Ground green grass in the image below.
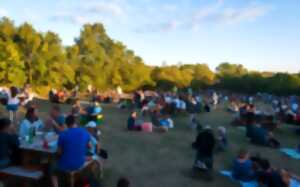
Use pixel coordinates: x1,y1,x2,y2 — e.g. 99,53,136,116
3,100,300,187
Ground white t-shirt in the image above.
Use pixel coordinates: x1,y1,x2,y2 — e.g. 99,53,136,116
8,93,20,105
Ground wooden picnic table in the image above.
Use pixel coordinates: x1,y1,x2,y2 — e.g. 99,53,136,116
0,137,58,187
19,137,58,167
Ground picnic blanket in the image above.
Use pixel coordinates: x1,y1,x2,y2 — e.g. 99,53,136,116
290,179,300,187
220,170,258,187
281,148,300,159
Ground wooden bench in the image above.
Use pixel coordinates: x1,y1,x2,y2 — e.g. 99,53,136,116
0,166,44,187
62,160,95,187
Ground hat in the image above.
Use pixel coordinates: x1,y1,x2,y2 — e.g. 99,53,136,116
86,121,97,128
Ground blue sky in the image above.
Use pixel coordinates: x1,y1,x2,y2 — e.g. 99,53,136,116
1,0,300,72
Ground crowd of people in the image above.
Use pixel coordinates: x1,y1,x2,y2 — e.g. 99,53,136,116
0,86,107,186
0,86,299,187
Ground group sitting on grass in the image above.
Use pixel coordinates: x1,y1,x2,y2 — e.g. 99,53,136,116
127,111,173,133
1,86,300,187
232,148,300,187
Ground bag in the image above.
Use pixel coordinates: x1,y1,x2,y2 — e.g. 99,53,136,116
99,149,108,159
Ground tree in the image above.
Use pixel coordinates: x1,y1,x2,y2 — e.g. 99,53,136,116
15,23,42,84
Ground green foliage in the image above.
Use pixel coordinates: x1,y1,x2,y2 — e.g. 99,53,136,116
0,17,299,96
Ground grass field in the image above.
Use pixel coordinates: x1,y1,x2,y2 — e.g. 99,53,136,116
2,99,300,187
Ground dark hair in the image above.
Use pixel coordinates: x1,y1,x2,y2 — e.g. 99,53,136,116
25,106,38,123
238,148,249,159
65,115,75,127
10,86,19,98
117,178,130,187
260,159,271,170
0,118,11,131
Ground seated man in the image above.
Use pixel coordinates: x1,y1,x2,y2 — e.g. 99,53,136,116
0,118,20,169
232,149,255,182
44,105,66,133
57,115,90,171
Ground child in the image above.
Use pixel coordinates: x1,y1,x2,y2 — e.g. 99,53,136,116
6,87,20,125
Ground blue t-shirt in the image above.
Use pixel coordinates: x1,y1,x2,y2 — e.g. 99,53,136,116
232,159,255,182
57,128,90,171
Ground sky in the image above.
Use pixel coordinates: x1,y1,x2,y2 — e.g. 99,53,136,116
0,0,300,72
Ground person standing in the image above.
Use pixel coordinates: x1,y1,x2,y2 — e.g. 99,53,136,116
192,126,216,179
6,87,20,125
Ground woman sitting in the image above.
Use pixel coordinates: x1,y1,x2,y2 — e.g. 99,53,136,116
19,106,44,138
232,149,255,182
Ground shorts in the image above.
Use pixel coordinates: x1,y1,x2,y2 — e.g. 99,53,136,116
6,104,19,112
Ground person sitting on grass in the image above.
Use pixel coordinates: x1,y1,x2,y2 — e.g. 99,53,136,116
0,118,20,169
232,149,255,182
192,126,215,179
158,115,174,132
19,106,44,138
51,115,91,187
127,111,141,131
84,101,103,125
44,105,66,133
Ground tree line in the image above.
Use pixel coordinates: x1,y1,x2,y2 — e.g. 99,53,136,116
0,17,299,95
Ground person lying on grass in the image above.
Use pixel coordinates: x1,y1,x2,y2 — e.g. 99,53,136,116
249,124,280,148
245,112,280,148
